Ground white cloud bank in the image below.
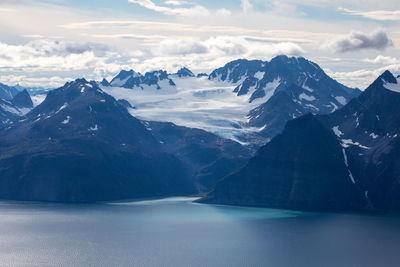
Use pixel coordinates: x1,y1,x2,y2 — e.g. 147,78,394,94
339,8,400,21
0,36,305,87
128,0,210,16
364,55,399,65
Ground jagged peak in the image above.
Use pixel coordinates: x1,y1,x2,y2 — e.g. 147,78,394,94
364,70,396,92
176,67,195,77
380,70,397,84
11,89,33,109
100,78,110,86
56,78,100,95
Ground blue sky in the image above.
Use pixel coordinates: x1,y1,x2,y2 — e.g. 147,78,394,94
0,0,399,88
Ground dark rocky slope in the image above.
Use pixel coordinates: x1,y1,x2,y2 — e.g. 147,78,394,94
0,79,194,202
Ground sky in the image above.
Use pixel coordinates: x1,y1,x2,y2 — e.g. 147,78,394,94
0,0,399,89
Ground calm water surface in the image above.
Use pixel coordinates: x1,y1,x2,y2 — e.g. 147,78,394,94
0,197,399,267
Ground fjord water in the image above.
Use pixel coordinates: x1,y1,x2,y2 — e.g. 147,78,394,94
1,198,400,266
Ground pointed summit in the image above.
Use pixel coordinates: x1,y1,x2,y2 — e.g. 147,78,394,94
11,89,33,109
379,70,396,84
100,78,110,87
110,69,140,87
362,70,398,95
176,67,195,78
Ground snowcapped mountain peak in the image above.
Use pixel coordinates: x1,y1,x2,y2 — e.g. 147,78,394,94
110,70,140,87
379,70,397,84
209,55,358,109
100,78,110,87
380,70,400,93
362,70,399,95
209,59,264,83
108,69,175,90
176,67,195,78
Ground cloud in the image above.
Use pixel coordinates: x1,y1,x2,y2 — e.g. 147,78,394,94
216,8,231,16
322,30,393,53
127,0,210,16
21,39,110,57
139,36,305,73
154,39,209,55
0,36,304,87
363,55,399,65
241,0,252,13
0,7,14,12
152,36,304,58
23,34,44,38
325,64,400,89
339,8,400,21
0,75,73,88
0,39,127,87
164,0,188,5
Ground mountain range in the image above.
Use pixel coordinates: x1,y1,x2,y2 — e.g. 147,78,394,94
200,70,400,213
0,79,250,201
102,55,360,146
0,55,398,212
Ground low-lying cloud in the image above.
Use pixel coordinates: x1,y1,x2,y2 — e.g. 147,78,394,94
339,8,400,21
0,37,305,87
128,0,210,16
364,55,399,65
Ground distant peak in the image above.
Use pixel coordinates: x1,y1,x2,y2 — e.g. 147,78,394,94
271,55,289,60
119,69,134,75
270,55,306,64
11,88,33,108
101,78,110,86
75,78,88,83
363,70,399,94
177,67,194,77
380,70,397,84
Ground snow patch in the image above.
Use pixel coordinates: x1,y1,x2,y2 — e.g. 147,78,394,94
302,78,313,92
332,126,344,137
88,124,98,131
0,104,20,115
111,76,131,87
299,93,316,101
261,78,281,103
342,139,369,149
330,102,339,112
342,148,356,184
370,133,378,139
56,103,68,114
254,71,265,80
61,116,70,124
31,94,46,107
383,78,400,93
335,96,347,105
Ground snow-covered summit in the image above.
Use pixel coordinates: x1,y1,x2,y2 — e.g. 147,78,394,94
382,70,400,93
175,67,195,78
109,69,175,90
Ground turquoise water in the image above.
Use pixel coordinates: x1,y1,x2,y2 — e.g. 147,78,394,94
0,197,399,266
